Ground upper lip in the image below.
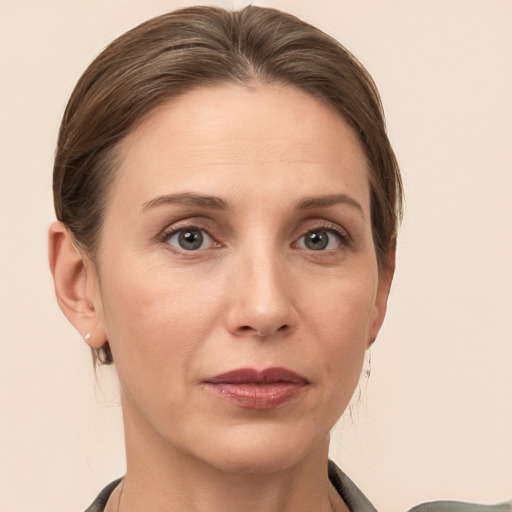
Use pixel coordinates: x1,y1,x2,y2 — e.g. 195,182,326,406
204,367,308,384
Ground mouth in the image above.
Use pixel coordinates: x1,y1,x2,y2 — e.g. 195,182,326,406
203,367,309,409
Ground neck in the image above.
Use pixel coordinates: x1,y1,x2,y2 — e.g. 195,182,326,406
110,395,348,512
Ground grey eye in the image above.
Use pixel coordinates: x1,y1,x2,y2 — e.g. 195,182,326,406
299,229,341,251
167,229,212,251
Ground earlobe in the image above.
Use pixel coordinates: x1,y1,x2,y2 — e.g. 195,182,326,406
48,221,106,348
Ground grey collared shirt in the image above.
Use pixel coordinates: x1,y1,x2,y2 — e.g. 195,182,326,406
328,461,511,512
84,463,511,512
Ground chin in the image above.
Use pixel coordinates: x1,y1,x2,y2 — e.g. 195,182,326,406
191,423,330,475
206,450,306,475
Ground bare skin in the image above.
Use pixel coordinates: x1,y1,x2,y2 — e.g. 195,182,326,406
105,438,348,512
50,84,393,512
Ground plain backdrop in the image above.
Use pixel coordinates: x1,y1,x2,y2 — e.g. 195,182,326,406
1,1,511,511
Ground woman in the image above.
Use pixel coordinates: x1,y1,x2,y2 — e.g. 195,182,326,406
48,6,510,512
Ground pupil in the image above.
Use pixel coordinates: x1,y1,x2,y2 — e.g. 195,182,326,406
306,230,328,250
179,230,203,250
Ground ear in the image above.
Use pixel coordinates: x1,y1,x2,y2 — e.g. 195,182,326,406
48,221,106,349
368,242,396,348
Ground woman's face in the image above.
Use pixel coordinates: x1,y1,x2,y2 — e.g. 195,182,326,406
90,84,391,472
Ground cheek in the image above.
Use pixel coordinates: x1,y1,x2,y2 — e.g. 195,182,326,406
300,269,376,393
98,261,224,386
302,265,377,341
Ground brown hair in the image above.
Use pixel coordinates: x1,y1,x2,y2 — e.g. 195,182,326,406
53,5,403,365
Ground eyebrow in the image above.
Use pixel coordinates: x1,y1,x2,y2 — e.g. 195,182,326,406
141,192,230,213
297,193,364,218
141,191,364,218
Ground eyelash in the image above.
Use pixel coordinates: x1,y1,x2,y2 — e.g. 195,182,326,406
296,222,352,251
159,221,352,254
159,223,218,253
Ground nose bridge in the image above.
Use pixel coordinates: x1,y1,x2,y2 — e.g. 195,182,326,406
227,235,296,337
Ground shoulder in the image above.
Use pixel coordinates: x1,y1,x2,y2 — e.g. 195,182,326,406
328,461,511,512
84,478,122,512
408,501,512,512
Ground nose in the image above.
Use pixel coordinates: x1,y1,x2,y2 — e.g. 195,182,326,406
225,246,298,338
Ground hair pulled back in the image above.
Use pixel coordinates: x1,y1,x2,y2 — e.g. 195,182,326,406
53,5,403,365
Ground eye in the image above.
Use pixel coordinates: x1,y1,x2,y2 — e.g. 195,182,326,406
166,228,214,251
297,229,343,251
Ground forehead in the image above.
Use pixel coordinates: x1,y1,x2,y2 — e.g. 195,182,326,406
111,83,370,213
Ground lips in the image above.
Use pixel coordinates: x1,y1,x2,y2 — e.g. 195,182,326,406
203,367,308,409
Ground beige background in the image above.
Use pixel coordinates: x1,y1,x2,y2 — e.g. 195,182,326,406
1,1,511,511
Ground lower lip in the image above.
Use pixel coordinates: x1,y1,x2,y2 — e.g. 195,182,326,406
204,382,306,409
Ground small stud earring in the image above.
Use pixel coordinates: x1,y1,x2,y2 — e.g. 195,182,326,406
84,333,91,341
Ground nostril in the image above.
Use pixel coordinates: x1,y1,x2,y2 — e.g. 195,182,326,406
236,324,289,336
